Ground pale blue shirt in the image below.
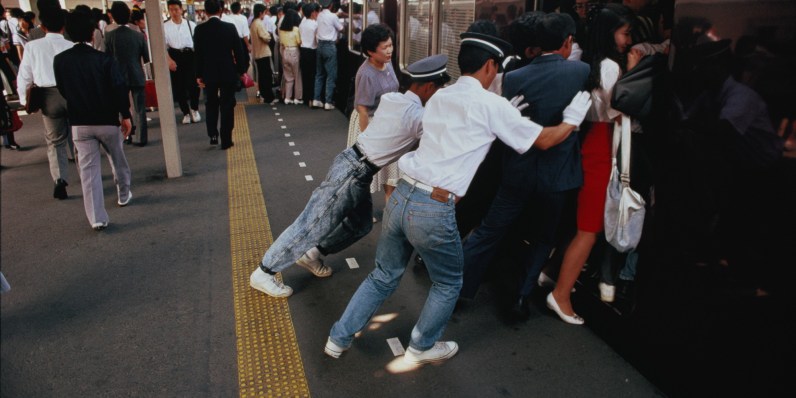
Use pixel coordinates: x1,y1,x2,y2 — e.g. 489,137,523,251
357,91,424,168
398,76,542,196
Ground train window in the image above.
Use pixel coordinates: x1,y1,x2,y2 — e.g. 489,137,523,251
399,0,433,74
438,0,476,82
348,0,385,55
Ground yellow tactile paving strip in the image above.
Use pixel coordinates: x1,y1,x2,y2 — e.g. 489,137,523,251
227,103,311,397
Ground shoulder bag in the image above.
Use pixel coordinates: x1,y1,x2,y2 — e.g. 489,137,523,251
604,115,646,252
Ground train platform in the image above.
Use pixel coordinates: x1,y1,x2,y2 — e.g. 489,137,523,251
1,91,663,397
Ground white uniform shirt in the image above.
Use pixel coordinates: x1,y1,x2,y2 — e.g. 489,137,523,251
586,58,622,122
16,33,74,104
264,14,277,36
357,91,424,167
299,18,317,49
316,9,343,41
163,19,196,50
398,76,542,196
222,13,250,38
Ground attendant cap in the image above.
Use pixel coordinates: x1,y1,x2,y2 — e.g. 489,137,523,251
459,32,513,60
320,0,333,8
406,54,450,83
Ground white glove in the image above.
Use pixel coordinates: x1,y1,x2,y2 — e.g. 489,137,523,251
562,91,592,126
509,94,529,113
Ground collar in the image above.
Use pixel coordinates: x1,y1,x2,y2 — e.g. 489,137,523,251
457,75,482,88
404,90,422,105
44,32,65,39
532,53,565,64
209,15,221,20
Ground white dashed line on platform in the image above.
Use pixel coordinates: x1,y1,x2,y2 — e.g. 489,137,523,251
386,338,405,356
281,126,287,129
305,175,314,181
288,142,295,146
275,113,280,115
345,258,359,269
285,133,291,137
293,151,300,156
298,162,306,168
272,107,277,110
278,118,283,122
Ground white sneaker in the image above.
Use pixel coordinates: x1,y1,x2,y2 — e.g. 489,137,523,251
250,268,293,297
296,254,332,277
538,271,555,287
324,103,335,111
311,100,323,108
294,100,303,105
91,221,108,231
182,114,192,124
284,99,293,105
117,191,132,207
269,99,280,105
403,341,458,365
324,337,348,359
191,110,201,123
599,282,615,303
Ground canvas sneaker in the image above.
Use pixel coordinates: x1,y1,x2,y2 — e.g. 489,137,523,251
118,191,133,207
296,254,332,277
599,282,615,303
324,103,335,111
311,100,323,108
324,337,348,359
250,268,293,297
182,114,192,124
92,221,108,231
191,110,202,123
403,341,458,365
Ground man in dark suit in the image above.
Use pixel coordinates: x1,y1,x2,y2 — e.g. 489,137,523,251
460,13,590,319
194,0,246,149
105,1,149,146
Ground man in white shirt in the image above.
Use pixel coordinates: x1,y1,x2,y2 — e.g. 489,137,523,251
250,55,450,300
299,2,319,107
324,33,592,365
164,0,201,124
312,0,343,110
222,2,251,70
16,7,74,199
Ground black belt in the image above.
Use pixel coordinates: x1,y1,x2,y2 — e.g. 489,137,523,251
351,145,380,172
169,48,193,53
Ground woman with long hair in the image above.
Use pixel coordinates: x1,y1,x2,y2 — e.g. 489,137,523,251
547,4,642,325
279,9,302,104
251,3,276,104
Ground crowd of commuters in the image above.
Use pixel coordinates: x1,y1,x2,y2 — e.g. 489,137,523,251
2,0,790,367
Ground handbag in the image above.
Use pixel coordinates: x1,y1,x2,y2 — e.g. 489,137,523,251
604,115,646,252
25,84,44,114
240,72,255,89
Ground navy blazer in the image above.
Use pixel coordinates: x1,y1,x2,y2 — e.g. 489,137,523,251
193,17,246,86
104,26,149,87
501,54,590,193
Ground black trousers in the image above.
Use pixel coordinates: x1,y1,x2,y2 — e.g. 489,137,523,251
299,47,316,106
255,56,275,102
203,81,236,146
168,49,199,115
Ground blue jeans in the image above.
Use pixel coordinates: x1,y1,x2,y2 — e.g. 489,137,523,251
260,148,376,272
314,41,337,104
329,179,462,352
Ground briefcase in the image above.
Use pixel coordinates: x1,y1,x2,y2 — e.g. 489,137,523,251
144,80,158,108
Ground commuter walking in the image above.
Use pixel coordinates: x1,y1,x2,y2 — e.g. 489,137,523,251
54,11,133,230
16,7,72,199
250,55,450,299
325,33,591,364
279,9,302,104
194,0,246,150
164,0,201,125
105,1,149,146
250,3,276,104
312,0,343,110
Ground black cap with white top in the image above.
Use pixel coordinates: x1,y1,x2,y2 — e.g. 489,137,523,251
459,32,513,61
405,54,450,83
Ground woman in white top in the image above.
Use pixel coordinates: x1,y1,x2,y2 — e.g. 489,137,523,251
548,4,641,325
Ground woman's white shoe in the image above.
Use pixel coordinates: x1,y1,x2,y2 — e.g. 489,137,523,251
546,293,584,325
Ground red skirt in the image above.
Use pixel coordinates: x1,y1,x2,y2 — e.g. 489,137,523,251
577,122,613,233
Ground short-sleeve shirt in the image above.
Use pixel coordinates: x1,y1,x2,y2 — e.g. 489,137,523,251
299,18,317,49
357,91,424,167
354,61,399,117
398,76,542,196
163,19,196,50
279,27,301,48
222,13,250,39
316,9,343,41
587,58,622,122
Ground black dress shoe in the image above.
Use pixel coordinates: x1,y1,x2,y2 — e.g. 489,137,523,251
135,142,147,147
210,136,219,145
508,295,531,321
221,142,234,150
124,136,133,145
53,179,68,200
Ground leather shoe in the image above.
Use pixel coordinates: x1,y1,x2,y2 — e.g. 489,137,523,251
221,142,234,150
210,136,219,145
53,179,68,200
508,295,531,321
546,293,584,325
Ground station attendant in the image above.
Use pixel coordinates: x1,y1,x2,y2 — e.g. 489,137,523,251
250,55,451,298
324,33,592,365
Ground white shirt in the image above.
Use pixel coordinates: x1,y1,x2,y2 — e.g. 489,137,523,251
358,91,424,167
163,18,196,50
366,10,380,26
264,14,277,36
316,9,343,42
222,13,250,38
17,33,74,103
399,76,542,196
299,18,317,49
586,58,622,122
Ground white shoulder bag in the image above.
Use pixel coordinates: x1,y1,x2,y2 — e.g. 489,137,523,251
604,115,646,252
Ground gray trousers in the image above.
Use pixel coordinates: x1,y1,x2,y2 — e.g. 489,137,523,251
40,87,70,183
130,86,147,144
72,125,131,226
